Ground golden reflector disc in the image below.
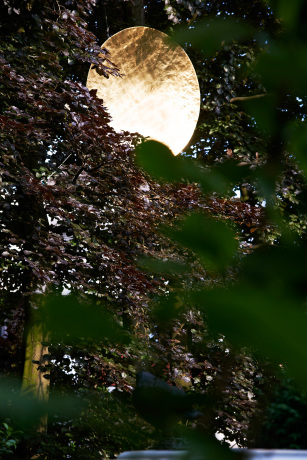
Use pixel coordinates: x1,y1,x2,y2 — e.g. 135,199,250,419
87,26,200,155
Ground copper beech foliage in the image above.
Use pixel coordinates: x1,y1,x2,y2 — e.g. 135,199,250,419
0,0,290,457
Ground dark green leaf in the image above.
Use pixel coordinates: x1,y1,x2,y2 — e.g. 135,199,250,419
138,256,189,275
164,212,238,271
42,295,129,345
174,18,255,57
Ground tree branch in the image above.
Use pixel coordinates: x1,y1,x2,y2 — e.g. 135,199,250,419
230,93,272,103
72,166,85,184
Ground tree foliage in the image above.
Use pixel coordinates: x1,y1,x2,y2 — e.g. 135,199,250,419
137,0,307,452
1,0,307,458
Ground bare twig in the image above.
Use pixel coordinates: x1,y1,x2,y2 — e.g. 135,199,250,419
72,162,104,184
187,11,198,25
72,166,85,184
230,93,272,103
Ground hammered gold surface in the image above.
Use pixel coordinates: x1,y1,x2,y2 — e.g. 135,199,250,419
87,27,200,155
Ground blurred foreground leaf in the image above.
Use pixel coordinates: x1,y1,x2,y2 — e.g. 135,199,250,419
274,0,305,30
185,427,240,460
242,94,278,136
164,212,238,272
193,245,307,385
152,292,187,325
136,140,253,193
255,42,307,97
138,256,189,275
43,295,129,345
0,379,85,428
174,18,255,58
286,121,307,178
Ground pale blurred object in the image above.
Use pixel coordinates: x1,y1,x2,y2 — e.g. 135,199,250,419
117,450,307,460
87,26,200,155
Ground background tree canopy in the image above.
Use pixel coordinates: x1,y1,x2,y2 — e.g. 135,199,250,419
1,0,307,458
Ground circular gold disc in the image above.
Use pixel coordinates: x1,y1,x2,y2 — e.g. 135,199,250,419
87,27,200,155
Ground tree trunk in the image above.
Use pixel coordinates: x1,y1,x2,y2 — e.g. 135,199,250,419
130,0,144,26
21,303,50,433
